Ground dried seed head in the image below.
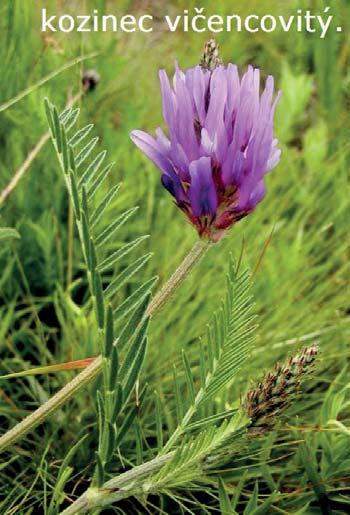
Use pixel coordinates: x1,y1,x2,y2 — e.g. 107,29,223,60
82,70,100,92
244,344,319,433
200,39,223,71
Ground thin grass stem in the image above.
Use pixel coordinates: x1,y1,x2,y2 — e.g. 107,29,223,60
0,239,210,453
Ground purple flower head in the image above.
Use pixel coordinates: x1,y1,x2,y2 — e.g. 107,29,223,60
130,59,281,241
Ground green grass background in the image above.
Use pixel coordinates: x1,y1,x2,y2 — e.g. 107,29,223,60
0,0,349,513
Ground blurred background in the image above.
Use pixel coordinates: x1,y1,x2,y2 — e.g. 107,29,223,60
0,0,349,513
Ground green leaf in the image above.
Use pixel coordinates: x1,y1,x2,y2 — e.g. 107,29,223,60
218,477,237,514
116,294,150,352
69,171,80,220
95,206,138,247
185,409,238,432
75,137,99,168
64,108,80,131
0,228,20,242
95,452,105,486
106,422,116,458
155,391,163,451
299,442,329,509
89,237,97,271
78,150,107,188
68,123,94,147
113,276,157,321
243,482,258,514
119,316,150,387
115,386,147,448
46,100,153,482
94,271,105,329
135,419,143,465
108,345,119,389
162,258,256,452
96,390,106,449
81,212,91,265
44,97,55,135
98,235,149,273
68,145,76,172
182,350,195,405
112,383,123,422
173,365,183,423
155,417,244,488
104,305,114,357
81,185,89,221
48,435,88,513
232,470,249,511
61,128,69,173
104,253,152,301
90,183,121,228
199,265,256,404
59,106,73,123
249,491,278,515
87,162,115,198
123,336,148,403
53,107,62,152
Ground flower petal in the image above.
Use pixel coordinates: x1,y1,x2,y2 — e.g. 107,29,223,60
205,66,227,138
159,70,176,129
130,130,173,175
161,173,187,204
188,157,218,218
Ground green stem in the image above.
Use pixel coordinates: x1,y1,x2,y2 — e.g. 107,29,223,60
0,356,103,454
61,452,174,515
66,199,74,289
0,240,210,454
148,240,210,317
61,417,248,514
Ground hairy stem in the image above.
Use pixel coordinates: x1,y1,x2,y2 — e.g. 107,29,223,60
148,240,210,317
0,240,209,454
0,356,103,453
61,453,174,515
61,415,248,514
66,197,75,290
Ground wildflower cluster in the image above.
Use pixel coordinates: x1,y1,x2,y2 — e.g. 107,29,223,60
131,41,281,241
